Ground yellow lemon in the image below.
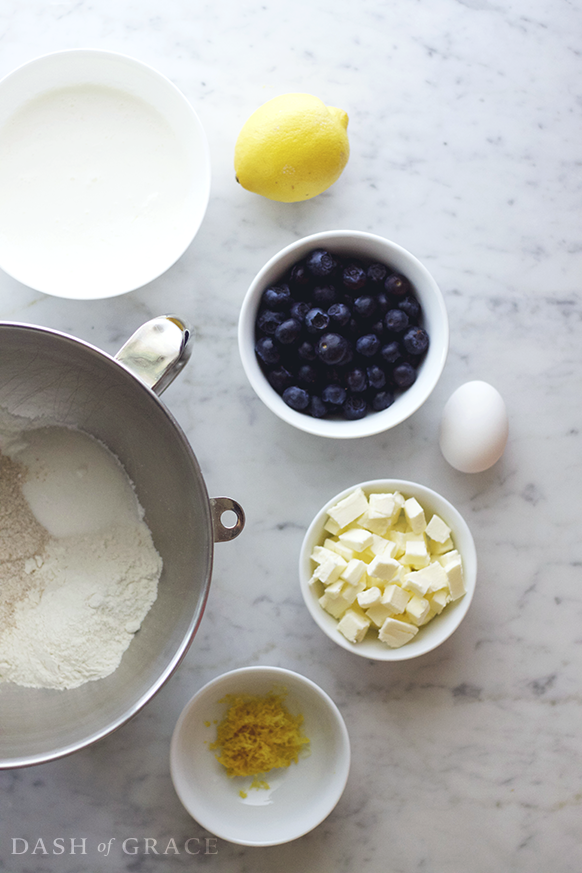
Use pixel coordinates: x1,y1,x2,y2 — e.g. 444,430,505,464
234,93,349,203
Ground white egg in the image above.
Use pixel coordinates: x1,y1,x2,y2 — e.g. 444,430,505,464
439,381,509,473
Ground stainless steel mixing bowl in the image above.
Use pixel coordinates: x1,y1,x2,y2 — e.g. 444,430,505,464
0,317,245,768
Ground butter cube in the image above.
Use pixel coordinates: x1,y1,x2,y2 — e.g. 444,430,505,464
378,617,419,647
442,555,465,600
419,609,436,626
361,539,396,565
357,586,382,608
404,497,426,534
368,492,397,518
404,561,448,597
425,513,451,544
381,584,411,615
387,530,406,558
311,545,338,565
392,492,405,523
319,579,363,618
401,539,429,568
367,554,400,582
337,608,371,644
365,601,395,628
405,595,431,626
425,561,450,592
345,579,365,604
428,588,450,614
372,535,397,558
383,540,398,560
428,536,455,555
327,488,368,529
324,538,355,562
323,578,345,598
341,558,367,586
324,516,342,535
338,527,374,552
319,591,350,619
312,554,347,585
437,549,460,566
357,510,390,536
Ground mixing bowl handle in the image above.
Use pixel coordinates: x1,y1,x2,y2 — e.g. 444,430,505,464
114,315,192,395
210,497,246,542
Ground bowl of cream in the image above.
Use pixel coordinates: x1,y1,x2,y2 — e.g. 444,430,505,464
0,50,211,299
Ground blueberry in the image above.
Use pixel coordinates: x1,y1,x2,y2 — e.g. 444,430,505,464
398,294,421,321
305,248,337,278
267,366,293,394
255,336,280,365
305,307,330,334
290,300,311,322
367,262,388,284
322,384,347,407
372,390,395,411
316,333,349,365
346,317,360,336
298,340,317,361
328,302,351,327
309,395,328,418
392,362,417,389
275,318,301,345
402,326,429,356
262,283,292,310
297,363,319,387
353,295,377,319
343,396,368,420
384,273,412,297
313,284,338,307
381,340,402,364
342,262,367,294
257,309,286,335
384,309,409,333
367,364,386,390
282,385,310,411
346,367,367,393
370,319,385,337
355,333,380,357
288,261,311,290
375,290,391,316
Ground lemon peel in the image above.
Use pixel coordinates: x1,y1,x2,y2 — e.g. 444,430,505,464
234,93,349,203
209,691,310,784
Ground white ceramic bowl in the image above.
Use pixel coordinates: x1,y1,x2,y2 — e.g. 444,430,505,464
238,230,449,438
170,666,350,846
0,50,211,299
299,479,477,660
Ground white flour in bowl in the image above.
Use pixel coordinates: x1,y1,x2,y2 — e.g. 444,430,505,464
0,424,162,690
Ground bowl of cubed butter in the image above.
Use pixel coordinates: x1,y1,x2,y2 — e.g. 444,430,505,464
299,479,477,660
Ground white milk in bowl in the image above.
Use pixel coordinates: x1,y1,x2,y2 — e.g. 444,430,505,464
0,53,210,298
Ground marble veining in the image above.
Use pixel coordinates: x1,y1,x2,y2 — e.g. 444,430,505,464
0,0,581,871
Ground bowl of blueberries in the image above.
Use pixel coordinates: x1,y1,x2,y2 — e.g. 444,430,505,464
238,230,449,438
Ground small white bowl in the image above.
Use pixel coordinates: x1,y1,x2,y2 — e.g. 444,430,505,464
299,479,477,660
0,50,211,299
238,230,449,438
170,666,350,846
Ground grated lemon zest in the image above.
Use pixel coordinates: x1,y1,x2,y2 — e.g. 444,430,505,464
209,690,310,786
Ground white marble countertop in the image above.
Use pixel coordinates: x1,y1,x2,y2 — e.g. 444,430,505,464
0,0,581,870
